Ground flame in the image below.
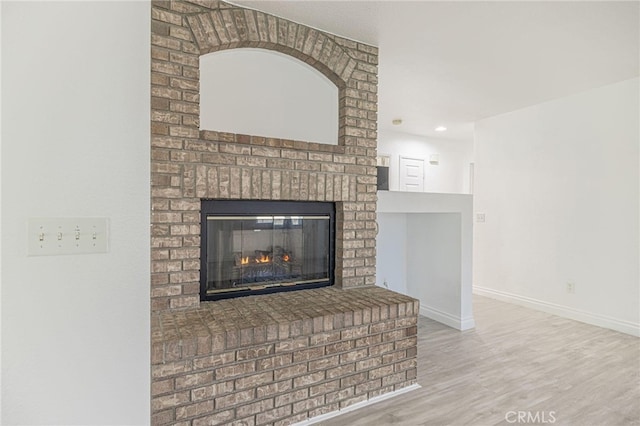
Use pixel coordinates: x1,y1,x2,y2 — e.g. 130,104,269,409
240,253,289,265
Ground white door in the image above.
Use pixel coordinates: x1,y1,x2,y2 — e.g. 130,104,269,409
399,157,424,192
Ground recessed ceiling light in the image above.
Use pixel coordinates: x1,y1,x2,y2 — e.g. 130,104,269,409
392,119,403,125
435,126,447,132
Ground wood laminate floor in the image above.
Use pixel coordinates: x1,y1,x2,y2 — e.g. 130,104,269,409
317,295,640,426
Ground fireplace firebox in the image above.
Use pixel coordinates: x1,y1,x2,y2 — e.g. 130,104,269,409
200,200,335,301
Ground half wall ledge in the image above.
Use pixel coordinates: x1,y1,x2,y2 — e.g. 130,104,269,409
151,286,419,425
377,191,474,331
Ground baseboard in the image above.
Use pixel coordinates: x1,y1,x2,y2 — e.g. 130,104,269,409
294,383,421,425
473,286,640,337
420,303,475,331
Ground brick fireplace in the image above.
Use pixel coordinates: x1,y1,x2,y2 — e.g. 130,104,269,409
150,1,418,424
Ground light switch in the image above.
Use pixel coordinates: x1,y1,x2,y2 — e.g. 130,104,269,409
475,213,486,223
28,218,109,256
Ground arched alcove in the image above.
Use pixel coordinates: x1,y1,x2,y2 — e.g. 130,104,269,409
200,48,339,144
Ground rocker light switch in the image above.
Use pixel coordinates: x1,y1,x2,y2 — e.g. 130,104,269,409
27,217,109,256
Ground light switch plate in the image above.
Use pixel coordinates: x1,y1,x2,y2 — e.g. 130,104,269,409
28,217,109,256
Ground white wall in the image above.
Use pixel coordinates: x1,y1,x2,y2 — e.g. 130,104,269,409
474,77,639,336
378,129,473,194
406,213,462,319
376,213,408,294
200,48,339,145
1,2,150,424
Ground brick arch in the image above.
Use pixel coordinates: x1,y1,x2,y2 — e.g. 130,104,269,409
185,9,357,88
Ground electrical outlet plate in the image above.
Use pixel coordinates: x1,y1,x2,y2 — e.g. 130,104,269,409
566,281,576,294
28,217,109,256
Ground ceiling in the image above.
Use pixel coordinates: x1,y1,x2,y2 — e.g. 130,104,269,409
232,1,639,141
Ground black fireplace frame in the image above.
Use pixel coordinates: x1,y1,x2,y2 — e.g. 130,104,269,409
200,199,336,301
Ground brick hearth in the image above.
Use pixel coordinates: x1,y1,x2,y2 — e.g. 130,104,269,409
152,287,418,424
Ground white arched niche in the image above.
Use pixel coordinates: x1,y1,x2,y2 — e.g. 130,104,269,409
200,48,339,145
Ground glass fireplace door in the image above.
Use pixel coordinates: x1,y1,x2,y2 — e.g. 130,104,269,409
205,214,331,296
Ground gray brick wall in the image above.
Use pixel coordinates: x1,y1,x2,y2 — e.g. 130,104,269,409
151,0,378,311
150,2,418,424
